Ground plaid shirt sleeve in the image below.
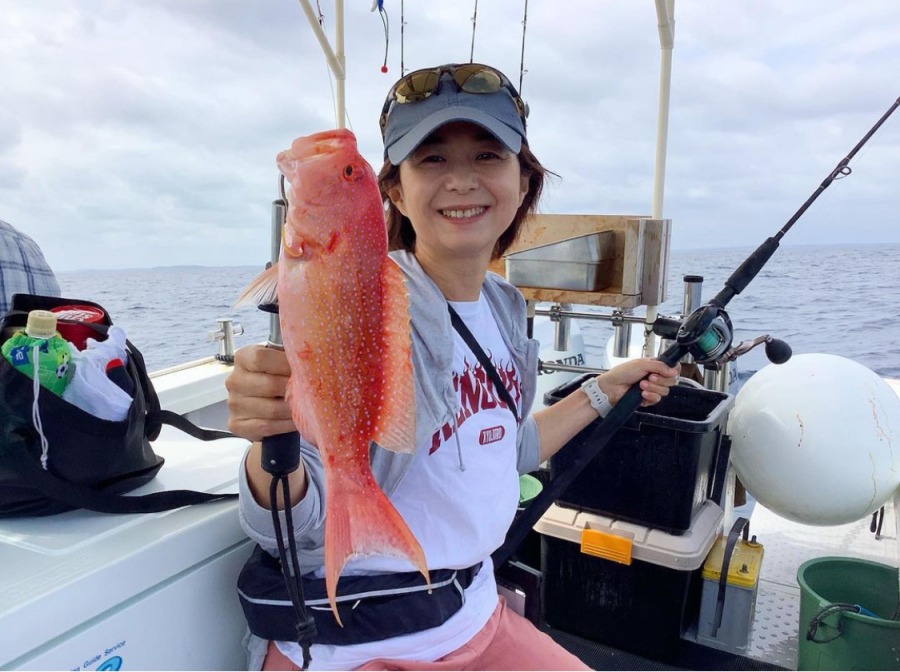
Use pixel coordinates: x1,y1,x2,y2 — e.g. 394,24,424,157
0,220,61,315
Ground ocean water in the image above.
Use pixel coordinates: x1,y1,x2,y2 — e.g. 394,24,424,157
55,243,900,379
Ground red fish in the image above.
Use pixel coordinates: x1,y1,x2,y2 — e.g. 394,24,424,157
238,129,428,623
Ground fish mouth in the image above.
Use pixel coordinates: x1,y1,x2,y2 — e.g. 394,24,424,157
288,129,357,163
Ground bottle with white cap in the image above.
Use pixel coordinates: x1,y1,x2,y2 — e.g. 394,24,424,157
1,309,75,396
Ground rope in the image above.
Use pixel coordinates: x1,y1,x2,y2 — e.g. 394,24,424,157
806,603,861,643
30,344,50,469
269,475,316,668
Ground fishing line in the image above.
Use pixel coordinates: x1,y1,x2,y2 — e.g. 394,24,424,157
374,0,390,73
314,0,324,26
400,0,406,76
518,0,529,95
469,0,478,63
763,96,900,250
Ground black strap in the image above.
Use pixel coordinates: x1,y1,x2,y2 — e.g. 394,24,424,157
6,433,237,514
712,516,750,636
262,433,316,667
447,304,519,423
152,409,236,442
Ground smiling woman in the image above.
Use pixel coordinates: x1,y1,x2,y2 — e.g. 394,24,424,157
381,122,531,300
226,61,678,672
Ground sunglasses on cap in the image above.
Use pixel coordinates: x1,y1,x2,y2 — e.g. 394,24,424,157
379,63,528,136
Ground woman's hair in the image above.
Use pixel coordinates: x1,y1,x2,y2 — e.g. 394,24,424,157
377,142,551,260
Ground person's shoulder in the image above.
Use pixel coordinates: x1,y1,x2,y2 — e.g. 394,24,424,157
0,219,43,252
484,268,520,297
0,219,26,240
483,270,526,317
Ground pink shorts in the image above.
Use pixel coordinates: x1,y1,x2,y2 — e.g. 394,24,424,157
262,597,590,670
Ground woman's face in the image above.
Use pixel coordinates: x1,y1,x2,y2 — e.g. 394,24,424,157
387,121,529,268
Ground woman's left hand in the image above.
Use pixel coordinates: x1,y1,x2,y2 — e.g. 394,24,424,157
598,358,680,407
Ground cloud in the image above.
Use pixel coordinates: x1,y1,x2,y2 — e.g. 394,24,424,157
1,0,898,271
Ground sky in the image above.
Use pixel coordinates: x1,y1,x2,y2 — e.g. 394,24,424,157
2,1,899,272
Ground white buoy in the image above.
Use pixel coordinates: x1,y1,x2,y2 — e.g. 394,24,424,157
728,353,900,526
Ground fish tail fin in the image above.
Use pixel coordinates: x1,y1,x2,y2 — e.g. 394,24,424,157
234,263,279,309
324,472,429,625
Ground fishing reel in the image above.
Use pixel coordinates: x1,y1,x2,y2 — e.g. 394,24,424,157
667,304,792,366
675,305,734,365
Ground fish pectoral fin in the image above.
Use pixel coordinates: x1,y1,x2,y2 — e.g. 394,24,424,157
373,258,416,454
286,378,318,446
234,263,279,308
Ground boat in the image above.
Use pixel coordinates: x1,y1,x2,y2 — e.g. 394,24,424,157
2,2,899,670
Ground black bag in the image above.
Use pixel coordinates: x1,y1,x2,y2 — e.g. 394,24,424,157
0,293,238,517
238,544,482,645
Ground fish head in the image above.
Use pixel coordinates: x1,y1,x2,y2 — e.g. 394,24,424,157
276,129,381,260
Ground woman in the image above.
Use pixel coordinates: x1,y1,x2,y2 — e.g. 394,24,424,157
228,63,679,671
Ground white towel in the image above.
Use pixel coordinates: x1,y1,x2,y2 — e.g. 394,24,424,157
62,326,132,421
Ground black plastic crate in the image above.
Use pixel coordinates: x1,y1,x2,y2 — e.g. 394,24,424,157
545,374,733,534
538,500,723,659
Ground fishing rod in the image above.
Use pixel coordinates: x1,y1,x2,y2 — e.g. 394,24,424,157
254,196,317,670
494,94,900,569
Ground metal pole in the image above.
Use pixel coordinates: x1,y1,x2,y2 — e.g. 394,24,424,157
296,0,347,127
335,0,345,128
612,310,632,359
535,307,648,324
553,303,572,352
268,200,286,346
645,0,675,359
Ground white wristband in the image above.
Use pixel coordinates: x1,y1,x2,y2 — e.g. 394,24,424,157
581,377,613,418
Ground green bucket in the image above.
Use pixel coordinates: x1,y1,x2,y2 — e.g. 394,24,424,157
797,556,900,671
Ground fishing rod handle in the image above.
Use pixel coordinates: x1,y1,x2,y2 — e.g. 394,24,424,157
261,432,303,476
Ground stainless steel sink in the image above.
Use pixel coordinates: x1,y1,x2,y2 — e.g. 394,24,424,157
504,231,616,291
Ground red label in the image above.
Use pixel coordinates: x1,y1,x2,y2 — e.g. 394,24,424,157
51,305,105,323
479,425,505,445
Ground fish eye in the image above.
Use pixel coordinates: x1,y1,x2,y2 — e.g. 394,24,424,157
343,164,354,179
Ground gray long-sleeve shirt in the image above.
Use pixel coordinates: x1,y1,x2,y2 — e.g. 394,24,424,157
238,250,541,570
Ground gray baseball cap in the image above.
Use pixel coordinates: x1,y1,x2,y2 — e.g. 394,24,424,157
382,70,527,165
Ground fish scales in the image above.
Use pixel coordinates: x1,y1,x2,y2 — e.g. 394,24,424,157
238,129,428,625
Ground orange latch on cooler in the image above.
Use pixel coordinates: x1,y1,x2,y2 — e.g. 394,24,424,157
580,528,633,565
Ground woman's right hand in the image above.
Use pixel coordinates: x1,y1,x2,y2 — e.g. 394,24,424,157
226,344,296,442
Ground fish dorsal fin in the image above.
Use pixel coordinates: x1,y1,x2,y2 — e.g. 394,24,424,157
234,263,279,308
373,258,416,454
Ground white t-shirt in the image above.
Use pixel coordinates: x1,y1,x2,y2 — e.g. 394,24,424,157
281,294,522,670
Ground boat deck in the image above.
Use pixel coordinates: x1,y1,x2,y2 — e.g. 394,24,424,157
543,499,897,670
740,498,897,670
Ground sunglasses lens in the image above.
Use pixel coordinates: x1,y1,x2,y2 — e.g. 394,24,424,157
382,65,525,138
453,65,503,94
394,69,441,103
